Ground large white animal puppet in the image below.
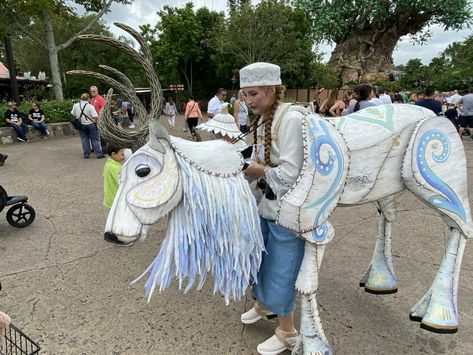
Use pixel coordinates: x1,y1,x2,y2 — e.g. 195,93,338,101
69,24,472,355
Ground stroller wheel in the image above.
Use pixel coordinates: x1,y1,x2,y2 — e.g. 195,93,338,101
6,204,36,228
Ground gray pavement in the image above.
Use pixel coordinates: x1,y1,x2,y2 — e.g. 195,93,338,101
1,118,473,354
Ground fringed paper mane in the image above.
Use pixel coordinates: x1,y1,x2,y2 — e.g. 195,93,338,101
132,153,264,304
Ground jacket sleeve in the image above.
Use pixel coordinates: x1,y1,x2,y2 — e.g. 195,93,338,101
264,111,304,197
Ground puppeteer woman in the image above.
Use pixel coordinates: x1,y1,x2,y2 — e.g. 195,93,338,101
241,62,306,355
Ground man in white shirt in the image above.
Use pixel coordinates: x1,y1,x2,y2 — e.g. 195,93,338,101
379,88,392,105
451,90,462,107
207,88,227,139
71,93,104,159
369,88,383,106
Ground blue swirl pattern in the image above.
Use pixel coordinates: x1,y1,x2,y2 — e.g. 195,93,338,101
305,116,344,242
416,130,466,222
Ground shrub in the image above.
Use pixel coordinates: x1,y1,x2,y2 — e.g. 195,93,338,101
0,100,75,126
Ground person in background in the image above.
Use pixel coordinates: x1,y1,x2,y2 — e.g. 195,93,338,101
207,88,227,140
327,90,347,116
445,103,460,133
229,94,237,106
379,88,392,104
451,90,463,107
164,97,178,129
184,96,203,141
458,87,473,139
415,86,443,116
233,90,249,132
89,86,105,114
71,93,104,159
103,144,126,208
345,84,376,114
28,102,48,139
4,102,28,142
408,93,418,104
369,87,383,106
110,101,123,128
398,89,409,103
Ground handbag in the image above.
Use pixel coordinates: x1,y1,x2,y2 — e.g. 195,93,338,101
70,115,82,130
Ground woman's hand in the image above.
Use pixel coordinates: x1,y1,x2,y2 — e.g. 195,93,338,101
245,161,266,178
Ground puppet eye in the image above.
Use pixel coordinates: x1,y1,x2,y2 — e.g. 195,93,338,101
135,164,151,177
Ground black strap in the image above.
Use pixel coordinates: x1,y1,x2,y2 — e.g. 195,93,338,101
78,103,94,123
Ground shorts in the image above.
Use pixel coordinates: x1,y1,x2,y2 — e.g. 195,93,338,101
458,115,473,128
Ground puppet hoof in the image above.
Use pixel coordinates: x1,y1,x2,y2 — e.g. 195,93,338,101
420,321,458,334
409,314,423,322
364,286,398,295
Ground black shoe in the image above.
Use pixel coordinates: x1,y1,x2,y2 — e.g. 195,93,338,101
96,155,105,159
16,137,26,142
0,154,7,166
84,154,90,159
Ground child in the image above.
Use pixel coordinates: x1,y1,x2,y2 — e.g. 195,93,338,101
445,103,459,133
103,144,126,208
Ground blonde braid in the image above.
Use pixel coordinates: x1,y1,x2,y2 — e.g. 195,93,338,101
263,102,279,167
262,85,285,167
253,115,260,153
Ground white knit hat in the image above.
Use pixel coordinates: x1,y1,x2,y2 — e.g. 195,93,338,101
197,103,241,139
239,62,281,88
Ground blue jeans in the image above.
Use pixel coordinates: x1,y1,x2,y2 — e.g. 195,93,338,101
8,123,28,140
79,124,103,157
252,217,305,316
31,121,48,136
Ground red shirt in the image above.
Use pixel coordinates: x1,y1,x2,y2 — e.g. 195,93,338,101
90,94,105,113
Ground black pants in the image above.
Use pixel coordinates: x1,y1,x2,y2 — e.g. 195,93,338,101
187,117,198,132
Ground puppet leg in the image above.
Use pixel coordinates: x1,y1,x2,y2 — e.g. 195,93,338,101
359,196,398,294
409,228,466,333
293,228,333,355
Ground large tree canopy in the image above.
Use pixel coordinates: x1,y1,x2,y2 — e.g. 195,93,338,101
1,0,131,100
297,0,472,84
217,0,321,88
141,3,224,99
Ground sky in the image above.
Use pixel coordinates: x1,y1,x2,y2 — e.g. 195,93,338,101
79,0,472,65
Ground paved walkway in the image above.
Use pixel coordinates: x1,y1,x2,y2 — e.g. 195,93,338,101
1,118,473,354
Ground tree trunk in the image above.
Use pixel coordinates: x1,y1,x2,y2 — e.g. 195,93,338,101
328,28,399,85
43,11,63,101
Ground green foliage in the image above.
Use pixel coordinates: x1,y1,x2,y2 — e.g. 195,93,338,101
0,100,75,126
396,34,473,92
216,0,317,88
374,79,400,93
8,13,144,99
399,59,430,90
296,0,472,44
141,3,225,100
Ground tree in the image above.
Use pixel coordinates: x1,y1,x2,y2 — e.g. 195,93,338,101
399,59,430,90
10,14,144,99
1,0,131,100
141,3,224,99
218,0,318,88
297,0,472,84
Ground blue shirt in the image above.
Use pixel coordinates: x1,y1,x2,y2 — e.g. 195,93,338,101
415,99,442,115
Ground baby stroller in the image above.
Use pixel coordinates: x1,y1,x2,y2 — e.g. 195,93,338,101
0,185,35,227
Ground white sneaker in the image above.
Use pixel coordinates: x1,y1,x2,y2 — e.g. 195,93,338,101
128,124,136,128
257,327,298,355
241,303,277,324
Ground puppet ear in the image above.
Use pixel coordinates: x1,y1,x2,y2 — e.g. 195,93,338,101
149,119,170,154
